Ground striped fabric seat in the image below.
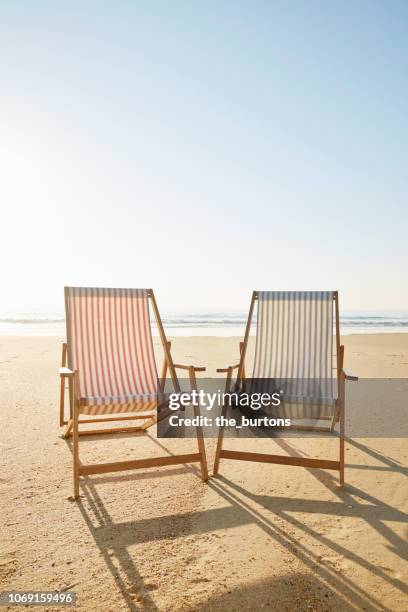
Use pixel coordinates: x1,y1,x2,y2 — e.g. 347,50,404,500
67,287,159,415
252,291,335,418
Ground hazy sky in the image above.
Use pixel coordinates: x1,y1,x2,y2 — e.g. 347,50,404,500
1,1,407,313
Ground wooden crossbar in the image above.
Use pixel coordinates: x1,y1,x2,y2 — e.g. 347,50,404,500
76,426,147,436
288,424,331,432
219,449,340,471
78,414,154,424
79,453,201,475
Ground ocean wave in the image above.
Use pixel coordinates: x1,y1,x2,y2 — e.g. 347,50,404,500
1,314,408,328
341,320,408,327
0,317,65,324
161,318,247,326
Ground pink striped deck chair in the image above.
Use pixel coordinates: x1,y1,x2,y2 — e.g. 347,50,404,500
59,287,208,499
213,291,358,486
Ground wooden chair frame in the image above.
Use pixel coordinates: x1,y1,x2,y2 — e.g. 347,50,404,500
213,291,357,486
59,288,208,499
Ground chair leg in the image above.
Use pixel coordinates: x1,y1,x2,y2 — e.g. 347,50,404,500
188,367,208,481
339,376,345,486
72,372,80,499
73,406,80,499
339,417,345,486
213,415,225,476
213,399,231,475
69,378,73,420
59,342,68,426
59,378,66,427
196,431,208,482
213,367,233,475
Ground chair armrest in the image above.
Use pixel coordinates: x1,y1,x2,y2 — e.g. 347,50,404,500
173,363,206,373
341,369,358,381
216,364,240,373
60,367,75,378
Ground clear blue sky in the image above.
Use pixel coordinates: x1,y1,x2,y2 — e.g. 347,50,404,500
1,1,407,313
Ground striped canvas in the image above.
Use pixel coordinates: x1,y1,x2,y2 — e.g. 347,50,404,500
252,291,335,417
66,287,159,415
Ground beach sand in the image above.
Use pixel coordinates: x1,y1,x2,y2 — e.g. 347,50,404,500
1,334,407,611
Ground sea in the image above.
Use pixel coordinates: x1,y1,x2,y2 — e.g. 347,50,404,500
0,311,407,336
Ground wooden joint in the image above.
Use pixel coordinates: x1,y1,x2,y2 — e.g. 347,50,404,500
216,364,239,373
174,363,206,372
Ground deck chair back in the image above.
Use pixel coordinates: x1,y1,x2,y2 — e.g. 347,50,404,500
65,287,158,412
251,291,335,417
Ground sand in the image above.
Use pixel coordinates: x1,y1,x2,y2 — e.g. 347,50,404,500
1,334,407,611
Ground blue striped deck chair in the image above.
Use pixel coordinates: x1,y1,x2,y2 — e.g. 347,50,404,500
213,291,358,486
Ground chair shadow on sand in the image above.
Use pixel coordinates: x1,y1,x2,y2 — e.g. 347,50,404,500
65,434,407,612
